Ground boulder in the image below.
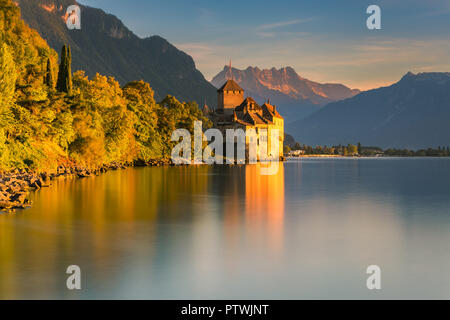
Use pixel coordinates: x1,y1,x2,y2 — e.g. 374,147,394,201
28,178,42,189
0,201,11,210
10,192,27,204
39,173,51,187
77,170,91,178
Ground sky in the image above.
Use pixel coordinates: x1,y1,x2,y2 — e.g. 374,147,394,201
78,0,450,90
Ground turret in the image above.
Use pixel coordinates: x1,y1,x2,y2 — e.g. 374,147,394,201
217,80,244,115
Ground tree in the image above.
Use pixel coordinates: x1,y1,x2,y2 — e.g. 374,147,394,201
0,43,17,167
123,81,162,160
44,58,54,88
284,145,291,155
56,45,72,94
357,142,362,155
0,43,17,109
348,144,358,155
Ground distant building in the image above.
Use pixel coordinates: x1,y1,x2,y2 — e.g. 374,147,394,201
288,150,305,157
211,79,284,159
202,102,211,116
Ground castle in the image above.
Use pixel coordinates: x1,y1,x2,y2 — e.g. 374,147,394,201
204,79,284,160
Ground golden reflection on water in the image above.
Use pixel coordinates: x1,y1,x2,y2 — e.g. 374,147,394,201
245,163,285,253
0,165,217,298
0,163,285,298
2,159,450,299
0,216,17,298
219,163,286,271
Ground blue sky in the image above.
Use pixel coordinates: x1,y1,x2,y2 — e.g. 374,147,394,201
79,0,450,90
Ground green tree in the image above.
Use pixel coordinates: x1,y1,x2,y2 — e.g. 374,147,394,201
348,144,358,155
56,45,72,94
44,58,54,88
284,145,291,155
123,80,162,160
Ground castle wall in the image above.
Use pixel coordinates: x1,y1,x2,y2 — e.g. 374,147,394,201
218,91,244,114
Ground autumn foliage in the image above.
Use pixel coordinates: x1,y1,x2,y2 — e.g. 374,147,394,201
0,0,210,171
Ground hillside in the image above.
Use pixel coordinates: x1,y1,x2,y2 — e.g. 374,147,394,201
16,0,217,105
0,0,210,172
290,72,450,149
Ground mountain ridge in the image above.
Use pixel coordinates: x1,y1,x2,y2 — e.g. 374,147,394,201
211,65,360,105
211,65,360,125
290,72,450,149
16,0,217,105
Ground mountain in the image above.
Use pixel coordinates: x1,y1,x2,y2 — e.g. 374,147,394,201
15,0,217,105
290,72,450,149
211,66,360,123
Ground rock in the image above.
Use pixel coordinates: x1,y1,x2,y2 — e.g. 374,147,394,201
134,159,146,167
6,185,21,194
10,192,27,204
39,173,51,187
12,201,31,209
0,201,11,210
28,177,42,189
0,192,9,202
77,170,91,178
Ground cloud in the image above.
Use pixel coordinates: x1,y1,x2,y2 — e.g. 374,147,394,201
256,18,315,31
176,34,450,91
257,31,311,38
254,18,315,38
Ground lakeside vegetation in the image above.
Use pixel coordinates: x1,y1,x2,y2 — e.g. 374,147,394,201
0,0,210,173
382,147,450,157
1,0,449,176
284,138,450,157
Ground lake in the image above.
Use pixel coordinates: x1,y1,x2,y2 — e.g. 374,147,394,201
0,158,450,299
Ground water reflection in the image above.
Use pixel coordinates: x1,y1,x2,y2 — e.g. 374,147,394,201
1,159,450,299
0,166,213,299
245,163,284,254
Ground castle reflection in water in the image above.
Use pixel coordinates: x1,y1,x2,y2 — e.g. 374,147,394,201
0,164,286,299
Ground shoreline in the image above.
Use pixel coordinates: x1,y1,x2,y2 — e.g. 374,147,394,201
3,155,448,212
287,155,450,159
0,156,289,212
0,159,172,213
0,157,288,212
288,155,346,158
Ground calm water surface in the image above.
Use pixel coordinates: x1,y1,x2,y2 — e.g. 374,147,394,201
1,158,450,299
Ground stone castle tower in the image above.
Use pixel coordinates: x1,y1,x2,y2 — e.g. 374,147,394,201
217,80,244,115
212,77,285,160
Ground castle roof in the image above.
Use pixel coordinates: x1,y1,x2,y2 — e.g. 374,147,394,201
217,79,244,92
261,103,283,119
232,98,276,126
235,97,260,112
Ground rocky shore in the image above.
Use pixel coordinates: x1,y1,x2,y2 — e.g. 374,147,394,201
0,159,172,212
